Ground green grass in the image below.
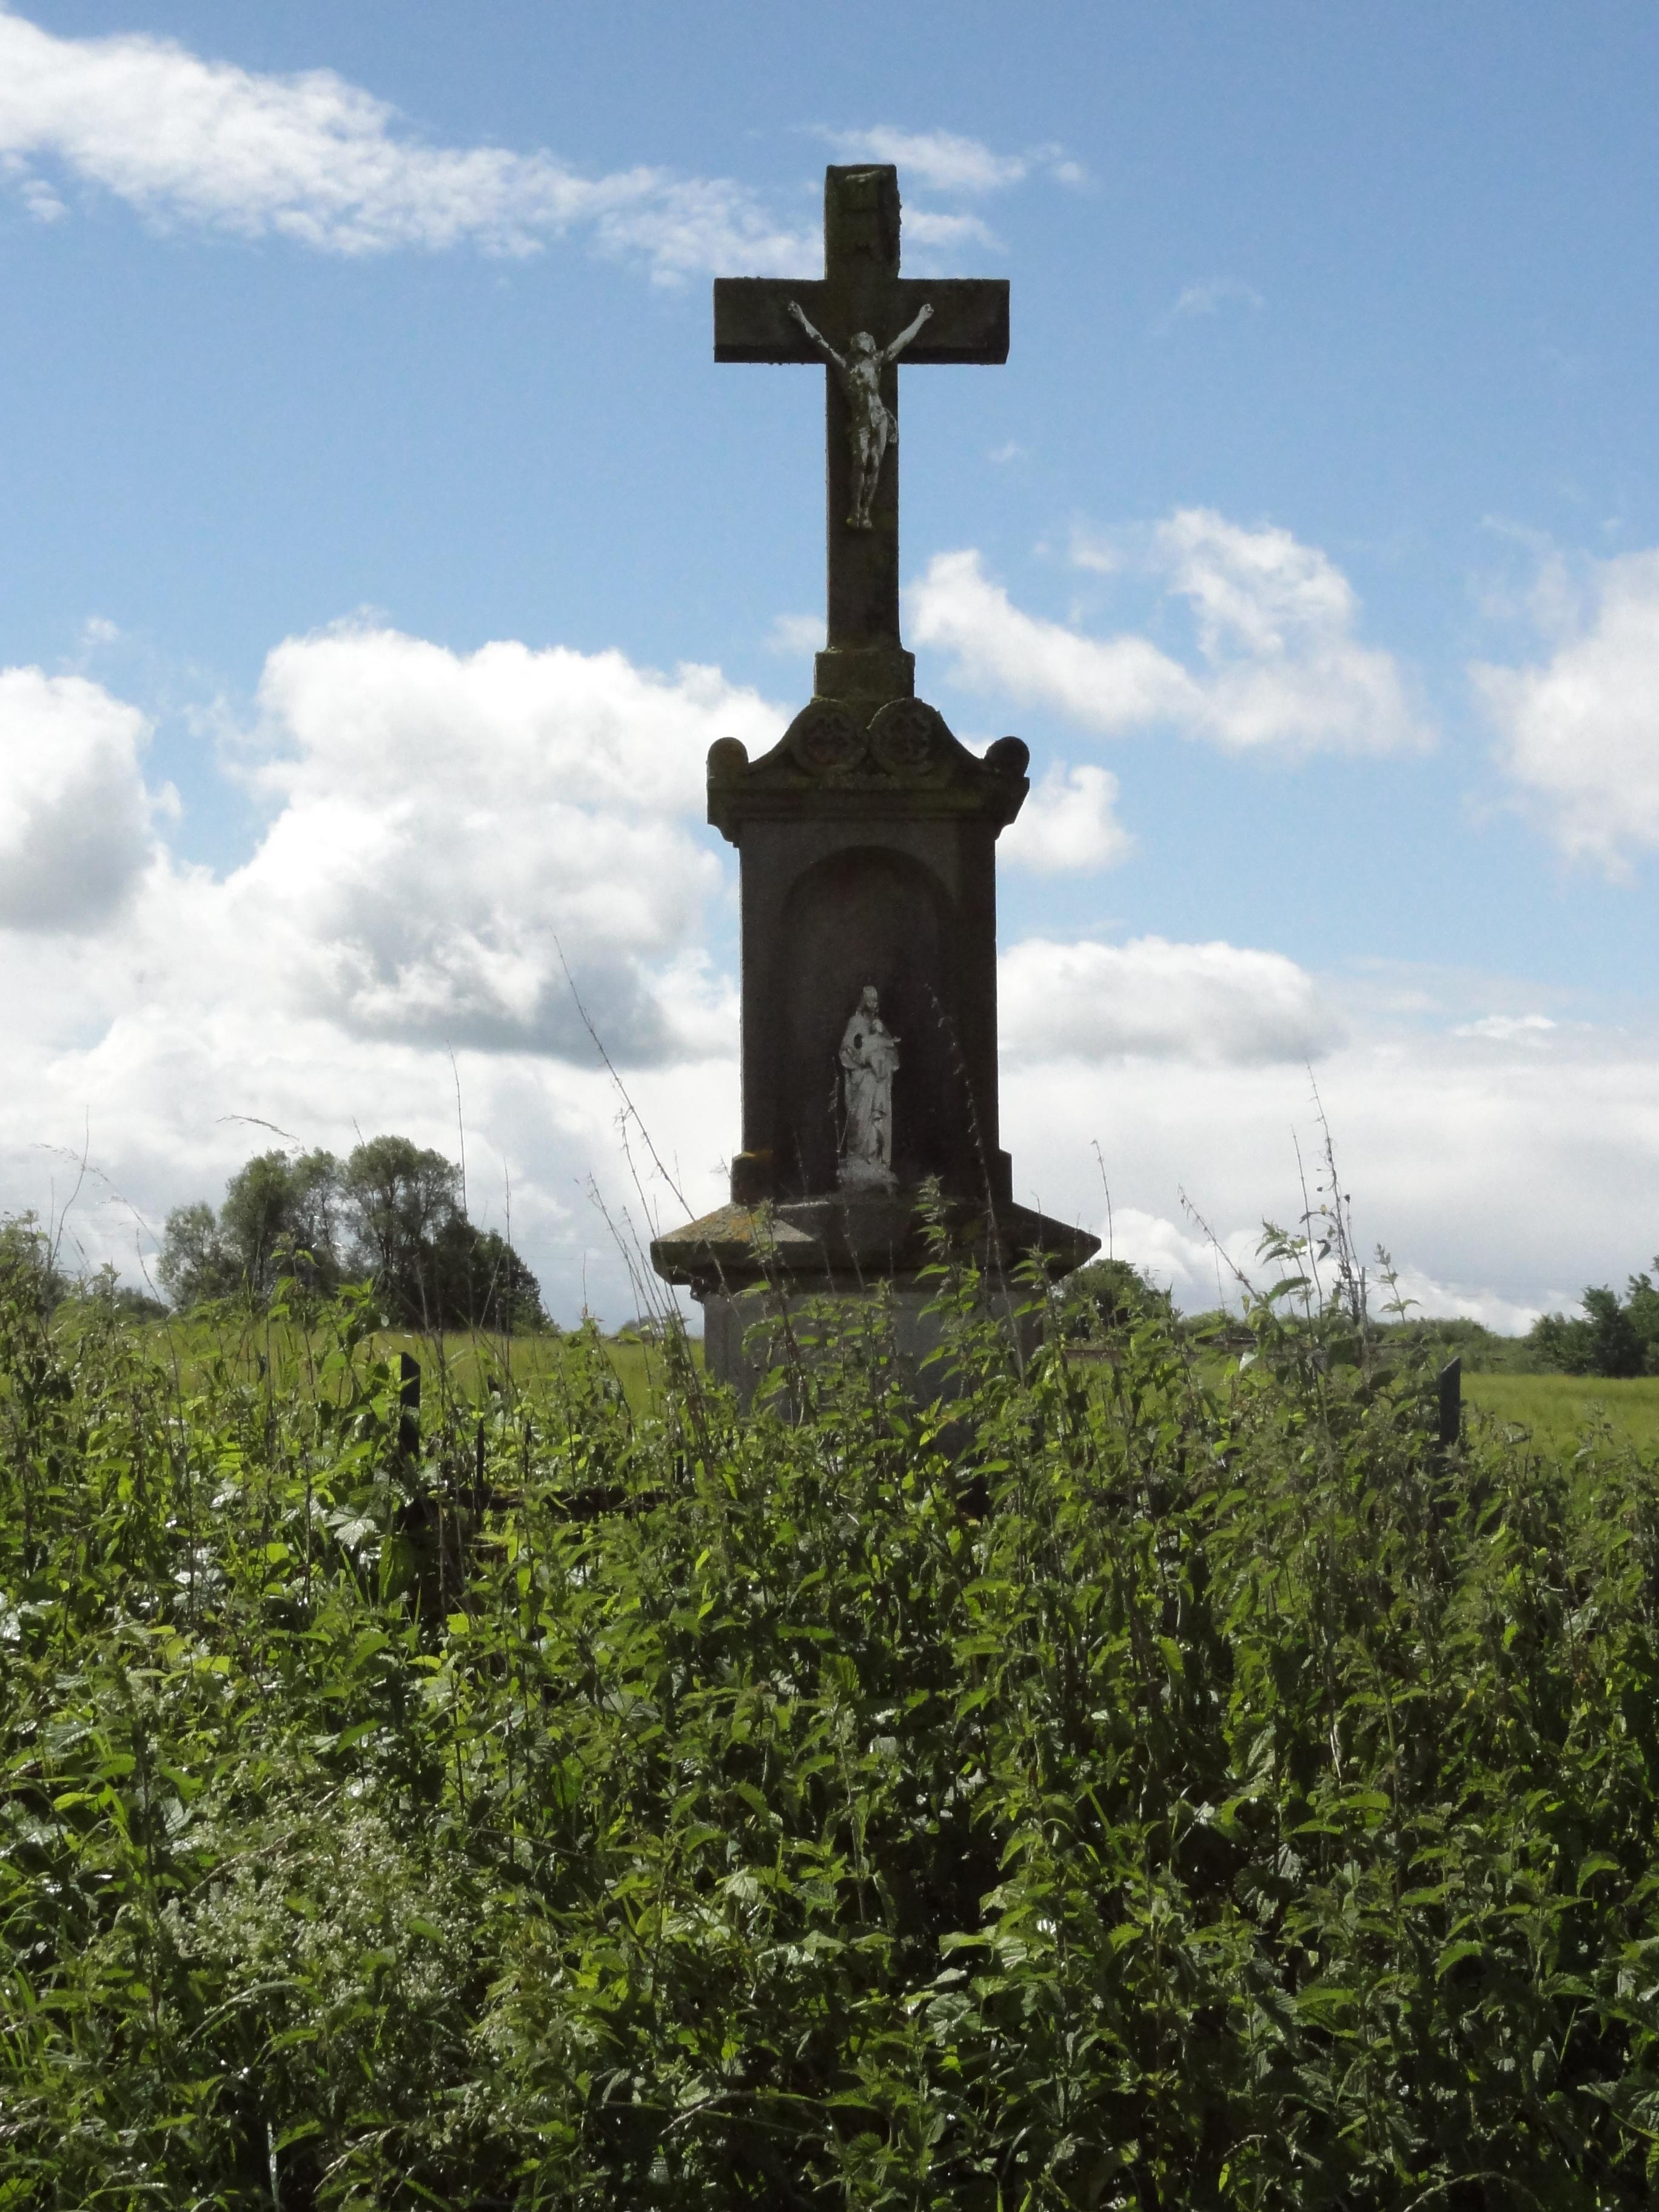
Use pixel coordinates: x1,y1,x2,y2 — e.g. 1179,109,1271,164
84,1309,697,1417
86,1306,1659,1455
1464,1369,1659,1454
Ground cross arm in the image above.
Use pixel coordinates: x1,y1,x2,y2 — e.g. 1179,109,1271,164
880,279,1008,364
714,280,831,363
714,276,1008,365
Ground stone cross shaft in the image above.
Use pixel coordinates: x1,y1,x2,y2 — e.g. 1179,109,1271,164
714,164,1008,705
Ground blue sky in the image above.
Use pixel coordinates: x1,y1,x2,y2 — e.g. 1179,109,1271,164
3,0,1658,1325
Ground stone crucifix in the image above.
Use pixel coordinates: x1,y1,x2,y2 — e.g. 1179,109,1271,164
714,165,1009,704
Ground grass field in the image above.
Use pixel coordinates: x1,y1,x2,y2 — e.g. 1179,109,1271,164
1464,1370,1659,1455
90,1310,697,1417
68,1306,1659,1457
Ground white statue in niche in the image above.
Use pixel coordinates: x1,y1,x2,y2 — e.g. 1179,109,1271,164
837,984,900,1188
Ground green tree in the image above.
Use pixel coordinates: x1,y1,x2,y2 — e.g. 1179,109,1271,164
218,1148,344,1299
1626,1261,1659,1373
428,1218,548,1332
156,1200,240,1309
1583,1284,1646,1378
0,1212,69,1318
340,1136,461,1326
1530,1273,1652,1378
159,1137,547,1329
1057,1255,1171,1341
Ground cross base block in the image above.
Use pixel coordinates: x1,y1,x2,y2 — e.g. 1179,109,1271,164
813,643,916,703
651,1187,1099,1402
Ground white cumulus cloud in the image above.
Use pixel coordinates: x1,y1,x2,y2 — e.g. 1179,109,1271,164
1455,1013,1558,1043
912,548,1199,731
1000,763,1132,874
820,126,1075,195
231,624,779,1058
0,626,783,1324
1093,1207,1541,1332
1475,548,1659,872
0,5,813,276
912,511,1428,757
0,666,162,928
998,935,1343,1065
902,209,1002,256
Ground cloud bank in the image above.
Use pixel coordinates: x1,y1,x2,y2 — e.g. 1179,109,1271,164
0,5,813,276
0,14,1074,280
999,936,1343,1066
0,629,781,1321
236,626,776,1059
3,541,1654,1327
913,511,1429,756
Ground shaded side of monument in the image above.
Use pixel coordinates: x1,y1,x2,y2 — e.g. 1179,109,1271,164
650,164,1098,1393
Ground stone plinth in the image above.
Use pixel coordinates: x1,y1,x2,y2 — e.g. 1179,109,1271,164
651,1187,1096,1398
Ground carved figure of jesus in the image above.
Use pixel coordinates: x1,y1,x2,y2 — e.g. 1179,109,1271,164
788,299,934,530
838,985,900,1187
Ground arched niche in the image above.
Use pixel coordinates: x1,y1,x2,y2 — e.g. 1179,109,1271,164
773,845,970,1198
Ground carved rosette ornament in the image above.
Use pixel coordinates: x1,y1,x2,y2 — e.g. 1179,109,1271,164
785,701,865,776
868,697,946,779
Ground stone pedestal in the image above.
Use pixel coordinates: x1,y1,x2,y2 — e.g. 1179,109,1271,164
699,1282,1034,1406
652,1186,1095,1400
706,695,1034,1204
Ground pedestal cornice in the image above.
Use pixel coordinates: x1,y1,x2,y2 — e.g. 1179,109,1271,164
708,696,1029,844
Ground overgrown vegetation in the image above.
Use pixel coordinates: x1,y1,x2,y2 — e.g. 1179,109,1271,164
1175,1268,1659,1380
5,1213,1659,2209
156,1136,546,1333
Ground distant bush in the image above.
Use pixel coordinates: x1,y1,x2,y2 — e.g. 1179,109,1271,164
1056,1255,1173,1341
1365,1313,1540,1373
0,1212,69,1316
5,1243,1659,2205
0,1217,167,1323
158,1134,547,1330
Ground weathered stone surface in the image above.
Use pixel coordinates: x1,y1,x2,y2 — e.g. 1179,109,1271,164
651,1189,1099,1299
708,703,1028,1207
652,1190,1096,1405
708,708,1029,830
697,1282,1042,1410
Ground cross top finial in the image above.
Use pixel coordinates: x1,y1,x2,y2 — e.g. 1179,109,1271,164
714,166,1009,706
824,163,900,276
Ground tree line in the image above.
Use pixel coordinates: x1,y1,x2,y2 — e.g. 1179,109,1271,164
1527,1261,1659,1378
158,1136,546,1331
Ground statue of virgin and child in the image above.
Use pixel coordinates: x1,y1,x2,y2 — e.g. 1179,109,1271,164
837,985,900,1190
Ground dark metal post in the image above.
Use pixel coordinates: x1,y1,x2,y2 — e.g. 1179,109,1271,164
1436,1356,1462,1451
398,1352,421,1456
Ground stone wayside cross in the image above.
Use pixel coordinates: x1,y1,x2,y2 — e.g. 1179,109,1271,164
654,164,1096,1396
714,164,1008,706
